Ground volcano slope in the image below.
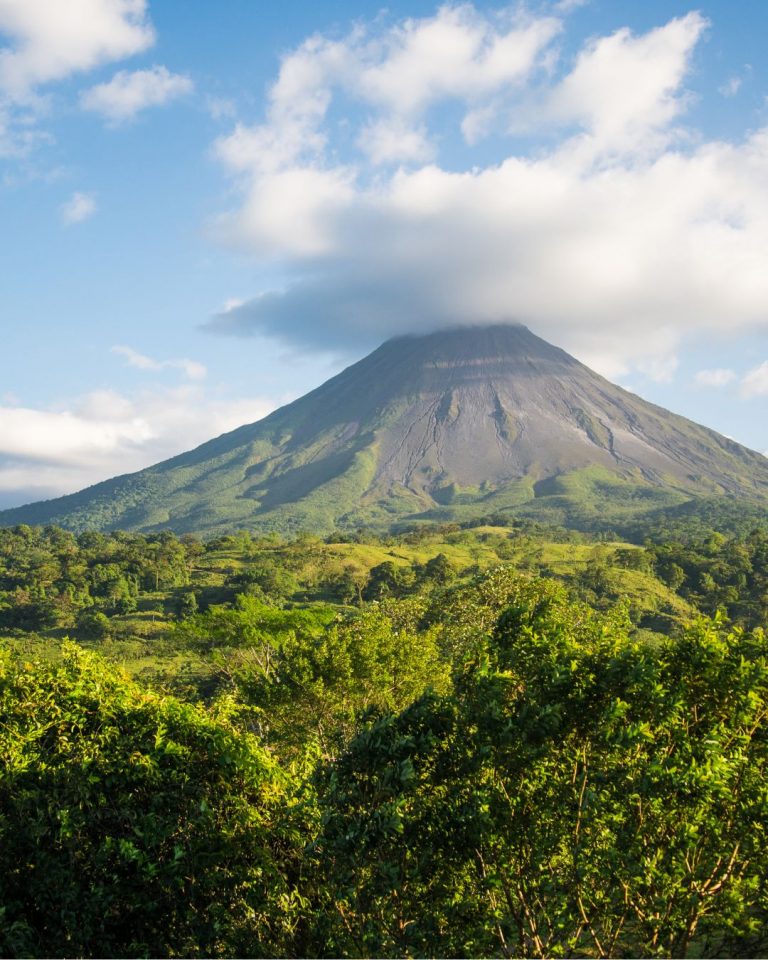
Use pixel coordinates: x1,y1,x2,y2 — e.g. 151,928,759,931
3,324,768,536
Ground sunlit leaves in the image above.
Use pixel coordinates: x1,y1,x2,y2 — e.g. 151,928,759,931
0,644,301,958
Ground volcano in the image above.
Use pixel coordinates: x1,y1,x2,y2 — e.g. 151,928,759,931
3,324,768,535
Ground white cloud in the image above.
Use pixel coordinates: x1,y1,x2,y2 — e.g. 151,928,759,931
60,190,97,223
555,0,590,11
207,7,768,381
637,354,679,384
0,0,155,158
214,166,356,257
695,368,737,387
112,345,207,381
0,100,52,156
214,5,560,178
355,6,561,116
0,0,153,99
0,384,280,507
206,94,236,121
546,13,706,156
741,361,768,397
357,116,434,165
0,396,150,463
719,75,742,98
221,297,244,312
80,64,193,122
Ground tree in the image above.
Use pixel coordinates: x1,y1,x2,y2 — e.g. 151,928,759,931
228,563,299,601
0,644,300,958
229,606,450,759
314,581,768,958
169,589,199,620
420,552,456,585
0,593,59,631
661,560,686,591
172,594,335,654
324,565,367,605
75,608,111,641
362,561,415,600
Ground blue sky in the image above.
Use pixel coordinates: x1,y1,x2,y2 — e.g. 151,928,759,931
1,0,767,507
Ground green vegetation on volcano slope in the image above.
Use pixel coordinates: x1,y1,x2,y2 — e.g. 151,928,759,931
2,459,765,541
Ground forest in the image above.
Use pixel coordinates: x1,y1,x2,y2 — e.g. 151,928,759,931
1,517,768,957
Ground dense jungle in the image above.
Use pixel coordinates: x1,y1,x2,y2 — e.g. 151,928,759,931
2,517,768,957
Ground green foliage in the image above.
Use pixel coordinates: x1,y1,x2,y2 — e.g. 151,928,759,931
227,562,300,601
172,594,336,654
169,589,199,620
646,527,768,626
0,525,198,636
228,605,450,759
420,551,457,585
1,521,767,957
0,520,695,661
362,561,416,600
0,645,300,958
314,584,768,958
75,607,111,640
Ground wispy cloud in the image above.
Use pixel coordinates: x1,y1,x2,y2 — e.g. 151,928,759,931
554,0,591,11
206,95,236,121
60,190,97,224
695,368,737,388
81,65,193,123
112,345,207,381
741,361,768,397
719,75,742,97
719,66,750,98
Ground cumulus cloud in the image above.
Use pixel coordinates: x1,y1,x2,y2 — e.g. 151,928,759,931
0,0,155,157
354,6,561,118
545,12,706,157
205,6,768,380
0,0,153,99
60,190,97,223
0,384,280,509
112,345,207,380
80,64,193,122
695,368,737,388
213,5,560,178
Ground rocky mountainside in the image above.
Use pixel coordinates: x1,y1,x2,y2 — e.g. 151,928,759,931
3,324,768,535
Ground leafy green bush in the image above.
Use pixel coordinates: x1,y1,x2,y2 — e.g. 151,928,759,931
226,605,450,759
0,644,300,958
315,584,768,958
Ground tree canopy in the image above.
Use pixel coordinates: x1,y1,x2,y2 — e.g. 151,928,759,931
1,522,768,957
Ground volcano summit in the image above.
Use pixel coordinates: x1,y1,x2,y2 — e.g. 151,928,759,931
3,324,768,535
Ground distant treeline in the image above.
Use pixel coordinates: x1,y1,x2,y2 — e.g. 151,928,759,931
3,516,768,636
